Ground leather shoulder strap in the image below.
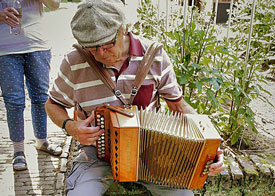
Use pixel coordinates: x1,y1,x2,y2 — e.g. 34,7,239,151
128,42,163,105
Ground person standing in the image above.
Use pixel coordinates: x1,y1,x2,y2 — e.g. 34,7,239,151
0,0,62,171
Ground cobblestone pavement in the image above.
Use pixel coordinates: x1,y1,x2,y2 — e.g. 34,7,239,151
0,112,72,195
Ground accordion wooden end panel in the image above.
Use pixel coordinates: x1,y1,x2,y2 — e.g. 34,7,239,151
95,106,222,189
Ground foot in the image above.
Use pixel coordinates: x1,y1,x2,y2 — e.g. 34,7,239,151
12,151,27,171
36,141,62,156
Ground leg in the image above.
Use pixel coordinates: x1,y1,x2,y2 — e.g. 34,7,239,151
23,50,51,139
140,182,194,196
66,146,113,196
0,54,25,142
0,54,27,170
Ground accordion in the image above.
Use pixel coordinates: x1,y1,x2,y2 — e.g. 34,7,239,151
95,105,221,189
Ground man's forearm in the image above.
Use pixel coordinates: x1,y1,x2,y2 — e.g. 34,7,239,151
45,99,70,128
165,99,197,114
41,0,60,10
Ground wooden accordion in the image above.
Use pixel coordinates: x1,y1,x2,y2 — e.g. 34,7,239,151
95,105,221,189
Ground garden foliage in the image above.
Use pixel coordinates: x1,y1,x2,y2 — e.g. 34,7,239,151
133,0,274,147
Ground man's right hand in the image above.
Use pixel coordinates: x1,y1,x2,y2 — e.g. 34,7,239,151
0,8,19,27
65,112,105,145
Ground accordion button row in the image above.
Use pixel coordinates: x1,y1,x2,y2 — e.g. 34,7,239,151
96,113,105,157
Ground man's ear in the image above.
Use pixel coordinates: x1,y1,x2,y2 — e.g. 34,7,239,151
124,25,129,35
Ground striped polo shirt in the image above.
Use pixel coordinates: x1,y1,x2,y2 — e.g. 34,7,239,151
49,33,182,116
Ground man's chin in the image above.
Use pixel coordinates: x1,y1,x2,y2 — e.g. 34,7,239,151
100,60,114,66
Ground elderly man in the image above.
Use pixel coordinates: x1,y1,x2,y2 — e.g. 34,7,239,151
45,0,225,195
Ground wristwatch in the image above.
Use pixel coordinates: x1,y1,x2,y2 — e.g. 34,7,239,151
62,118,73,136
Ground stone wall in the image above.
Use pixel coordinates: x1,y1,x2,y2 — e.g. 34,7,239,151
194,153,275,196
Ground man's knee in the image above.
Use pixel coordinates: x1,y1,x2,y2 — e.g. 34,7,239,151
66,162,112,196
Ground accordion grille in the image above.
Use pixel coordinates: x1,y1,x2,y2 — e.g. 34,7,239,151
138,109,204,188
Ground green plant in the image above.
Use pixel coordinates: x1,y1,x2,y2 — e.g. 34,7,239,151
134,0,274,148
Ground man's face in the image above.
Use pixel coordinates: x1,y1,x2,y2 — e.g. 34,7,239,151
84,31,123,66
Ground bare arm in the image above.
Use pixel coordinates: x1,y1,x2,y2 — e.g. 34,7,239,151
41,0,60,10
45,99,104,145
165,98,197,114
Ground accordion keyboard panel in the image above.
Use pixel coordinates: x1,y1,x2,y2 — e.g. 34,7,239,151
95,108,111,162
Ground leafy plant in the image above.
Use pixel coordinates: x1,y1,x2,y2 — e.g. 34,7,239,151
134,0,274,148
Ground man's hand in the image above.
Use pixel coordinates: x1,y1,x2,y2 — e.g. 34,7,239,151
208,149,225,176
65,112,105,145
0,8,19,27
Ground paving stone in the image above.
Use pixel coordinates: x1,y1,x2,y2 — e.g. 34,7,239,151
55,189,65,196
250,154,271,176
60,152,69,158
236,155,258,176
28,189,43,195
227,157,243,180
56,173,65,190
40,172,56,177
236,155,259,192
12,190,28,195
15,178,33,183
60,158,68,173
227,156,243,194
43,189,55,194
14,182,24,186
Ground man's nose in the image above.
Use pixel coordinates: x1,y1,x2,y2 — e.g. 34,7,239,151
95,47,105,56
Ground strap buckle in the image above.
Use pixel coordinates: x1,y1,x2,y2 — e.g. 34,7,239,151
114,89,122,98
131,86,138,96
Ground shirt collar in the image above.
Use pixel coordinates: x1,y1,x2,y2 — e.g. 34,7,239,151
128,32,143,57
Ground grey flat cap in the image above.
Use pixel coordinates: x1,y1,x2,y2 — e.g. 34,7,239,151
71,0,125,47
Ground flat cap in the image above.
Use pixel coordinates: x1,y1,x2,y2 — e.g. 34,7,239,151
71,0,125,47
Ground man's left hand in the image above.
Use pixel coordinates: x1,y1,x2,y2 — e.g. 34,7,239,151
208,149,225,176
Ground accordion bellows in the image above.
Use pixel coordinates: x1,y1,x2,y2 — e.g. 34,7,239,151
95,105,221,189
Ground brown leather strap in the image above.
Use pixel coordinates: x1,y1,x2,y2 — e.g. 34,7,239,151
73,44,128,106
128,43,163,105
73,43,162,108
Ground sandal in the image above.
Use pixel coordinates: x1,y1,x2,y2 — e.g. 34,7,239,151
36,141,62,156
12,151,28,171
